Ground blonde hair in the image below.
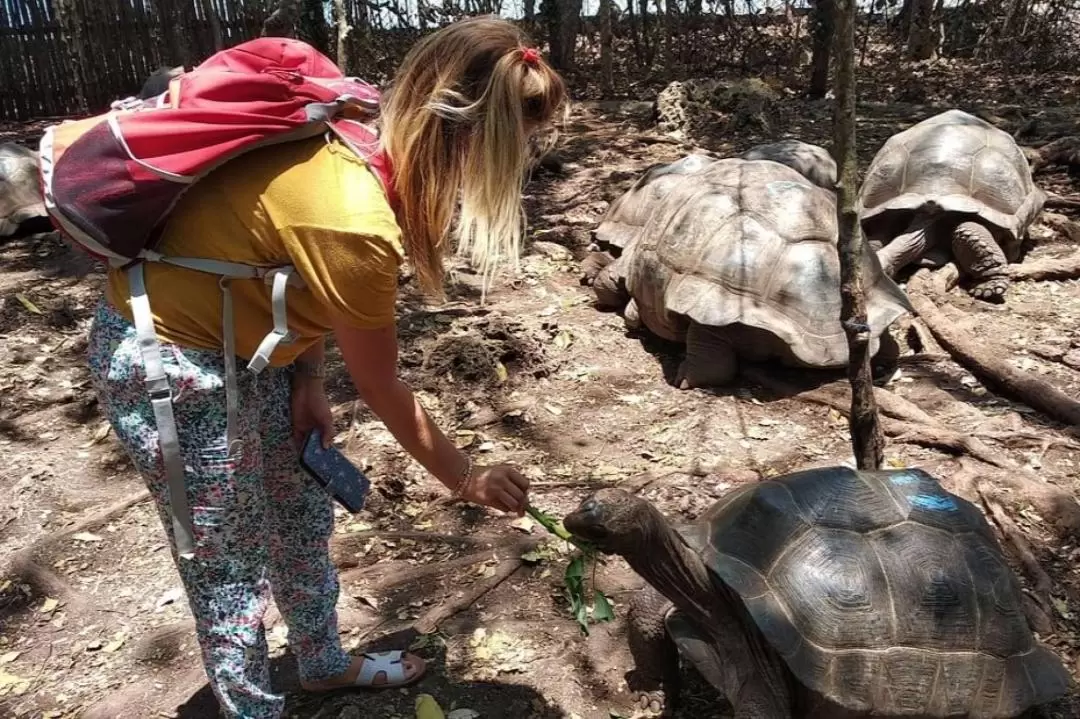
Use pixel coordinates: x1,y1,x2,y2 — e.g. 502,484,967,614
379,16,567,299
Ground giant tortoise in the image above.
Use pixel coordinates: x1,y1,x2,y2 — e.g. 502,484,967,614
564,466,1071,718
587,152,911,388
0,142,47,238
858,109,1046,303
739,138,837,190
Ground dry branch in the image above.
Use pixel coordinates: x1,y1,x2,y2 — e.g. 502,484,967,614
1007,251,1080,282
907,269,1080,427
831,0,884,470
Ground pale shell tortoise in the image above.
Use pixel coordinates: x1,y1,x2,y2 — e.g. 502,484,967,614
584,150,911,388
564,466,1071,719
858,109,1046,303
0,142,48,238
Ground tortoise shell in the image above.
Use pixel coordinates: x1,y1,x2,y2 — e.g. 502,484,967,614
0,142,45,238
609,156,911,367
739,139,837,190
594,153,716,251
858,109,1045,261
682,466,1069,717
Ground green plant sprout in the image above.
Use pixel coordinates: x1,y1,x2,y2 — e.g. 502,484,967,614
526,504,615,634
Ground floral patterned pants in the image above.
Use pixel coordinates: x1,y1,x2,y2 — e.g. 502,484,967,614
87,300,350,718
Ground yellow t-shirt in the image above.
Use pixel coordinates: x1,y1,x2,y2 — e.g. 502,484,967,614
106,135,404,367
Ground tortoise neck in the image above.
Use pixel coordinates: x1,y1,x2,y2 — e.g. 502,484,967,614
628,509,717,622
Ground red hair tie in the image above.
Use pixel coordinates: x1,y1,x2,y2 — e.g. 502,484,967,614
521,48,540,66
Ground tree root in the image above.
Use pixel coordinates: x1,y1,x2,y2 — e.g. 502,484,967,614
1008,251,1080,282
981,492,1054,599
951,457,1080,537
340,537,539,594
1043,193,1080,210
745,369,1080,537
133,620,197,666
412,553,528,635
1028,135,1080,172
2,490,151,612
908,269,1080,427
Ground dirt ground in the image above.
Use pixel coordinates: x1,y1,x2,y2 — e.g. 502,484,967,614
2,58,1080,719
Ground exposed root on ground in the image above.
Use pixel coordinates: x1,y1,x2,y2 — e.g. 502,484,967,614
745,370,1080,538
411,552,529,635
908,268,1080,427
1008,251,1080,282
2,490,150,612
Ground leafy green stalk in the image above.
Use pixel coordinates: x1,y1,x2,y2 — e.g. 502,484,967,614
526,503,614,634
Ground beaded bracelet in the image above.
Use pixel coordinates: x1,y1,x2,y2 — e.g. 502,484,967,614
450,453,474,500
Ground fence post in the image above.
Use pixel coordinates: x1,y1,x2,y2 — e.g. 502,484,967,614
55,0,89,114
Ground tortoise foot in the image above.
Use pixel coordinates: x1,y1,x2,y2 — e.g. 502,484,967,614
968,276,1008,303
636,689,668,715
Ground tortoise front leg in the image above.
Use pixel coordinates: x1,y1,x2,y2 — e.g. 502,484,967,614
627,584,681,715
674,323,738,389
665,610,793,719
588,253,631,311
875,225,930,277
952,220,1010,302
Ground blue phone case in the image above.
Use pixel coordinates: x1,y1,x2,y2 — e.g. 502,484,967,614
298,429,371,513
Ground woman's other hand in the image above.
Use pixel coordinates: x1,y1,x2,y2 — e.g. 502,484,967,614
290,372,335,448
460,464,530,516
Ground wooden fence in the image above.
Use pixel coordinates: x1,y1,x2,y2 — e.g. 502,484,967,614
0,0,273,121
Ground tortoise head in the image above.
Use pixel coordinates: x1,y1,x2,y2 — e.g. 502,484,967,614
564,488,658,556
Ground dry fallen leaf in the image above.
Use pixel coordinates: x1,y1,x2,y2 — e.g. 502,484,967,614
155,587,182,611
0,651,20,665
79,422,112,449
103,630,127,653
0,670,31,696
510,515,535,534
14,293,42,315
447,710,480,719
39,597,59,614
72,532,103,543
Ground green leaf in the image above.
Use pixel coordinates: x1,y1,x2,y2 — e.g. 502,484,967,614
592,590,615,622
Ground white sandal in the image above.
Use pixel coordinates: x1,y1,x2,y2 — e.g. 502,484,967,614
353,650,425,688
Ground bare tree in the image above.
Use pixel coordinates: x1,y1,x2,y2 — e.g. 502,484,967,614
832,0,885,469
542,0,583,71
262,0,301,37
808,0,833,99
906,0,940,59
600,0,614,95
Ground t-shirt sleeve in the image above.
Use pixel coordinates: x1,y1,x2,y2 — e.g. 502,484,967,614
280,222,403,329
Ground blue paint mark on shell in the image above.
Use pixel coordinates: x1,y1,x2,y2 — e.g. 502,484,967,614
909,493,958,512
888,471,920,485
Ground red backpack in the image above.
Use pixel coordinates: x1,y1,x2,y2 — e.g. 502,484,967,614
38,37,397,560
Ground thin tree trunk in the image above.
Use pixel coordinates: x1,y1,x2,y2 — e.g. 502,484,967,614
906,0,939,59
832,0,885,470
334,0,351,73
808,0,833,99
600,0,614,96
55,0,89,113
202,0,224,52
262,0,300,37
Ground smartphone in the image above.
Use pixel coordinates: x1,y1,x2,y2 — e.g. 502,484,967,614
298,429,371,513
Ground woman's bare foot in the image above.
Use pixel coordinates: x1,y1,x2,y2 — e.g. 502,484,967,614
301,650,427,692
